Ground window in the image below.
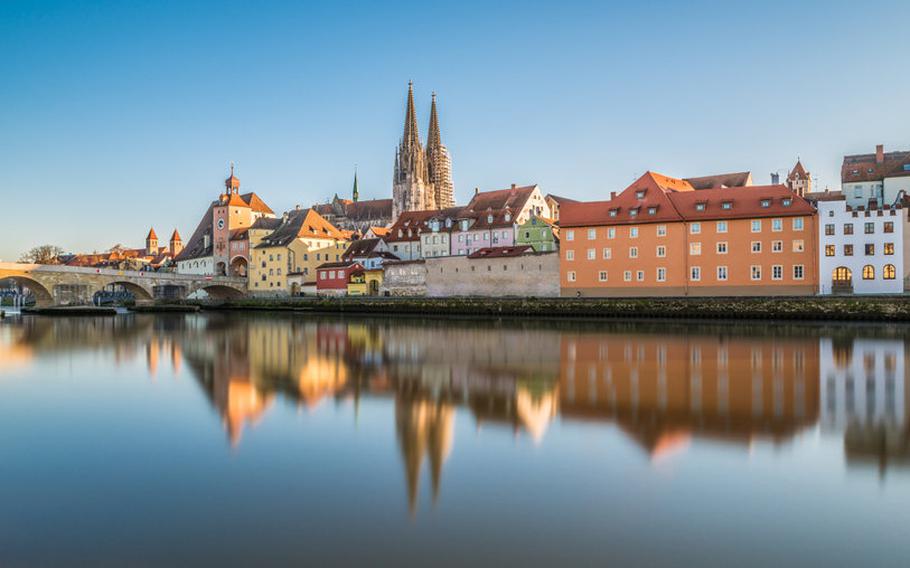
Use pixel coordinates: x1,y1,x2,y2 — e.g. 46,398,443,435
567,271,576,282
825,224,835,236
772,218,783,232
751,220,762,233
792,240,804,253
629,247,639,258
717,266,728,281
598,271,608,282
636,270,645,282
793,265,804,280
760,199,771,208
566,230,574,241
690,242,702,256
587,228,596,240
609,209,618,217
772,265,783,280
865,244,875,256
695,202,706,211
865,222,874,234
844,244,853,256
862,265,875,280
772,240,783,253
843,223,853,235
656,245,666,258
751,265,762,280
716,242,728,254
587,248,596,260
656,225,667,237
690,222,701,235
752,241,762,253
607,228,616,239
885,242,895,255
716,221,728,233
721,201,732,210
782,198,792,207
623,271,632,282
629,227,639,238
884,264,896,280
602,247,612,259
825,245,835,257
690,266,701,281
792,217,803,230
657,267,666,282
635,190,646,199
328,270,336,279
884,221,894,234
629,208,639,217
647,207,657,215
566,250,575,261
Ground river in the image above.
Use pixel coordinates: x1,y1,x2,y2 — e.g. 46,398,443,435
0,313,908,566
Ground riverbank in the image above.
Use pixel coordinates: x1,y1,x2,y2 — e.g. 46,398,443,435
187,296,910,322
22,306,118,316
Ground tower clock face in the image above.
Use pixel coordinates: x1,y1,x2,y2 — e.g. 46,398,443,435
217,218,225,230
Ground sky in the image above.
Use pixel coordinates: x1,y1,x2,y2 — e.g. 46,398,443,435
1,0,909,260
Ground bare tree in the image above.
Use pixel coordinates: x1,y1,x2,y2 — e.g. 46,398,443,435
19,244,64,264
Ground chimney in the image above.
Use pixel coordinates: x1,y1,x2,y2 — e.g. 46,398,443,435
771,172,780,185
295,204,301,210
610,191,617,200
511,183,517,190
876,144,884,164
474,187,479,195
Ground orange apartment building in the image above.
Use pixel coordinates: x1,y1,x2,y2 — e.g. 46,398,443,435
559,172,818,296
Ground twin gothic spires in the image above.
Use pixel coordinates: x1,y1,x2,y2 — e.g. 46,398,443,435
393,82,454,220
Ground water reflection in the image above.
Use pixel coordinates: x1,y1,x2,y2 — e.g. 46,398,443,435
3,314,910,500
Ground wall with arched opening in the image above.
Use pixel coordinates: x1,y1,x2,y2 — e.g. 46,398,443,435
230,256,249,278
0,276,55,307
198,284,245,300
96,281,155,305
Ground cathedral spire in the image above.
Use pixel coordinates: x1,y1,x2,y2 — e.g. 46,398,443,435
352,168,359,202
402,81,420,148
426,92,441,151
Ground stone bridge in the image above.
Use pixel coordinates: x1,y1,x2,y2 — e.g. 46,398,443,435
0,262,247,307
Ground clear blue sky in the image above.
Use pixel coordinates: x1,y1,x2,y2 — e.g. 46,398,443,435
1,0,908,260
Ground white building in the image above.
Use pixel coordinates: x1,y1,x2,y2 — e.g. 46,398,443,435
819,338,907,464
841,144,910,208
817,196,906,294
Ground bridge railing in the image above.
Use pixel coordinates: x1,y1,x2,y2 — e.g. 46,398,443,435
0,262,246,284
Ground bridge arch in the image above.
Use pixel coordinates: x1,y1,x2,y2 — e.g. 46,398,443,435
0,275,54,307
229,255,248,277
99,280,155,303
197,284,245,300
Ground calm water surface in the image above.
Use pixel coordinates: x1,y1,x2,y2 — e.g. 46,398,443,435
1,313,908,567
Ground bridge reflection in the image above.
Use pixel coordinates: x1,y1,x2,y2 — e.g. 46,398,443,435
2,315,909,508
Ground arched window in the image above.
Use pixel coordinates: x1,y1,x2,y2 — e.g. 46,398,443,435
862,265,875,280
833,266,852,282
884,264,896,280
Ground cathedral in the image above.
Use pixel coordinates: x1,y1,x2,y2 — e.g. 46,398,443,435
392,82,454,220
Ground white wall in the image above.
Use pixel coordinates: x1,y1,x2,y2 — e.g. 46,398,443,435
177,256,214,276
817,200,903,294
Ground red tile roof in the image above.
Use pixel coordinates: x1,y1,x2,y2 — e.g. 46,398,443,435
561,171,812,227
170,229,182,242
146,227,158,240
465,184,538,213
684,171,752,190
258,209,346,248
240,192,275,215
842,148,910,183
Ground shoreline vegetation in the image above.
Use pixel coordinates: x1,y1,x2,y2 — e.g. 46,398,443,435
179,296,910,322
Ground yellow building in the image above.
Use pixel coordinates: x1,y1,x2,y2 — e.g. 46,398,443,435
347,268,383,296
249,208,348,295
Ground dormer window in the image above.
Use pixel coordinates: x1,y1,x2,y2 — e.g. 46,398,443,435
695,202,706,211
407,229,413,237
461,220,468,231
445,218,452,228
609,209,618,217
487,214,494,223
398,230,403,238
647,207,657,215
721,201,732,210
504,213,512,222
782,198,792,207
629,208,639,217
760,199,771,208
635,190,646,199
